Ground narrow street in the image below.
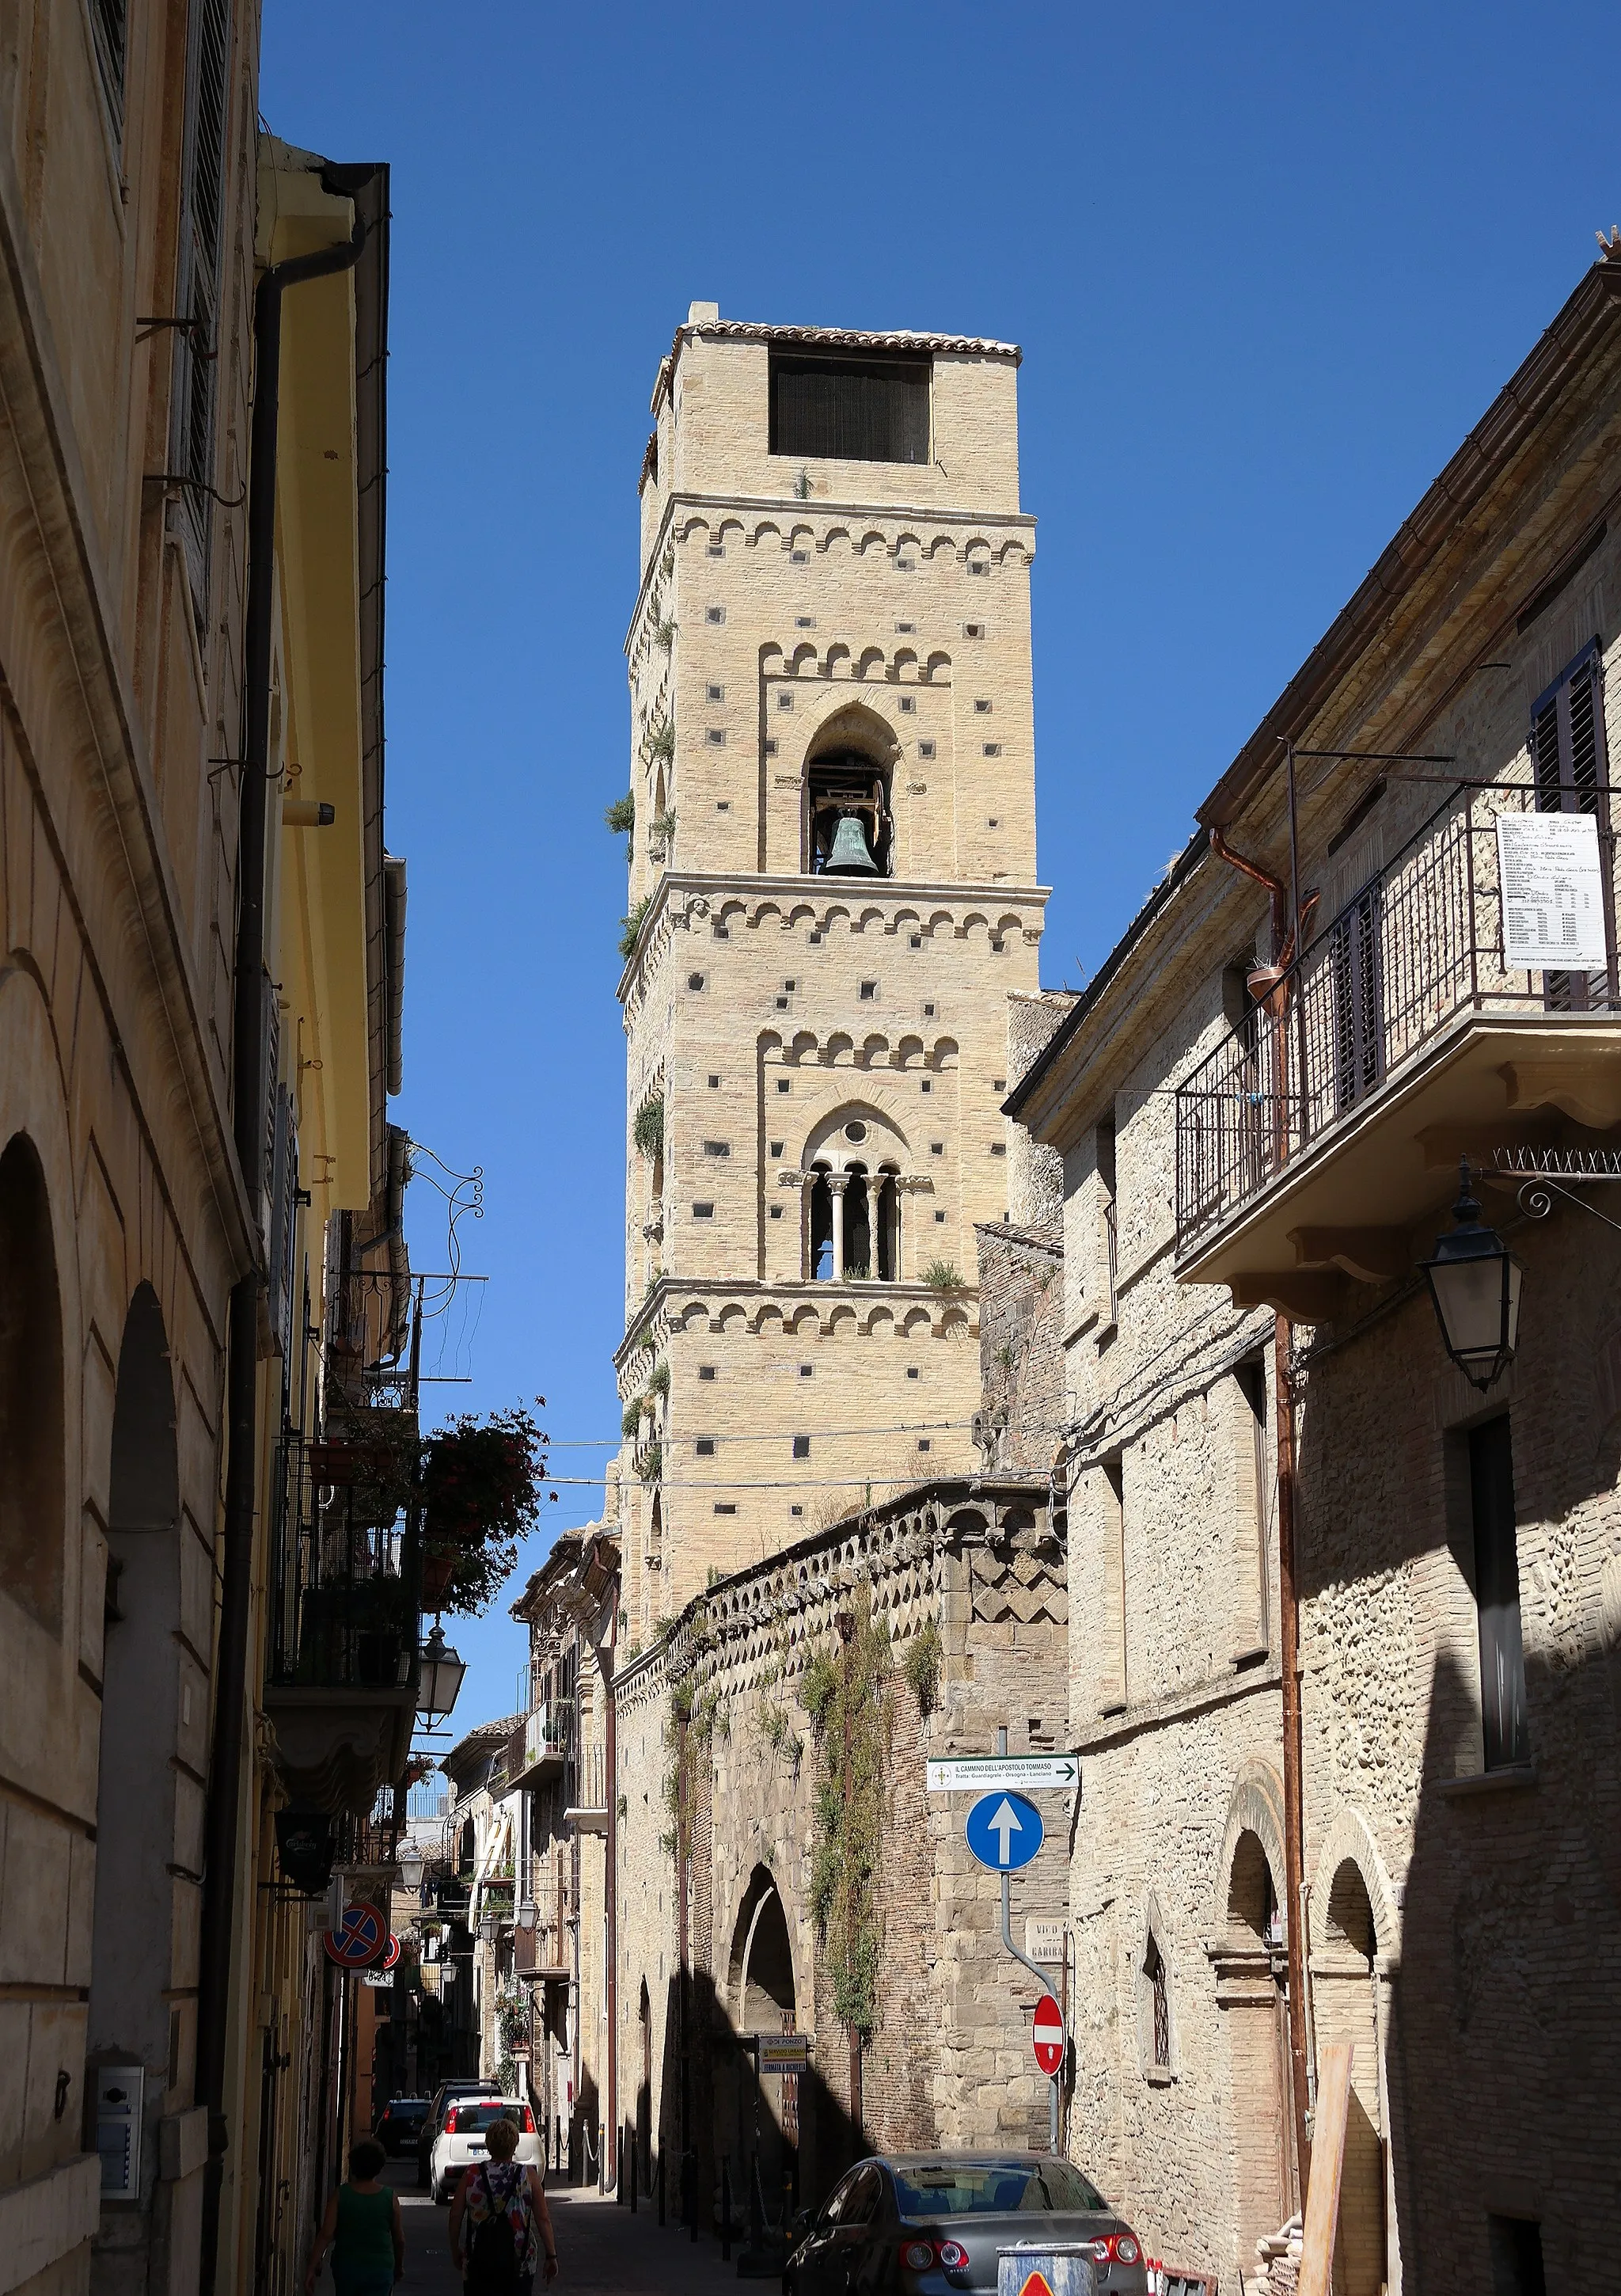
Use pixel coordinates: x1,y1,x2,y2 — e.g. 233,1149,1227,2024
387,2163,742,2296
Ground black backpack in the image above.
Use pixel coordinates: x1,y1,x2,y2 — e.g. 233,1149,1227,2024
467,2168,524,2293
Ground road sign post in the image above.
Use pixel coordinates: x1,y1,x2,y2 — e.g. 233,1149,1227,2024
953,1730,1069,2153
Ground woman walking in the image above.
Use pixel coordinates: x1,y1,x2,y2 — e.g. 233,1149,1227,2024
448,2112,558,2291
306,2135,405,2296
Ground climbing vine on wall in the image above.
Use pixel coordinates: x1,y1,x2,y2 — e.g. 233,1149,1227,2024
803,1591,893,2039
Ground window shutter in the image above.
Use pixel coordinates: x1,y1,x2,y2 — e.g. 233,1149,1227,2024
170,0,233,606
1531,637,1615,1009
1329,875,1384,1110
89,0,128,133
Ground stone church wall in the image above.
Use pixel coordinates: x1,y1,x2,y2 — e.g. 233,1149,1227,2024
613,1476,1069,2222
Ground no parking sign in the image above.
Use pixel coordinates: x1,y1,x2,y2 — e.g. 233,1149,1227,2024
324,1903,388,1969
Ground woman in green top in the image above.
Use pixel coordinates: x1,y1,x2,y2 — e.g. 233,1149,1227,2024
306,2135,405,2296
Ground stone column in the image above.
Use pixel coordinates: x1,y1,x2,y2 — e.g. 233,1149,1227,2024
827,1173,850,1282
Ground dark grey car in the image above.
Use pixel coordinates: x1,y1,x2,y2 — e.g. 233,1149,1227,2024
784,2153,1148,2296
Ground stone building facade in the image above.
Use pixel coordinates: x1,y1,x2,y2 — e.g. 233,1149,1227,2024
0,21,412,2296
1009,242,1621,2294
612,305,1050,1636
613,1474,1069,2228
509,1530,617,2180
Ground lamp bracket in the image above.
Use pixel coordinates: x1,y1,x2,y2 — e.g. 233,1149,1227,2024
1516,1175,1621,1236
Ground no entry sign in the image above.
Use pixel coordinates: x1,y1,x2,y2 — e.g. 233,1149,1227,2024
1031,1994,1064,2077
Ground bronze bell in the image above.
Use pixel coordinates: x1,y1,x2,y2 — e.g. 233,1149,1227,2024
824,812,879,875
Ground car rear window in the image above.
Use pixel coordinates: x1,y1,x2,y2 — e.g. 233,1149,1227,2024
450,2104,522,2132
894,2162,1107,2217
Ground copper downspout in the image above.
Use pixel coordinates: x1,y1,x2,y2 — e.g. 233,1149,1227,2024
1209,823,1312,2203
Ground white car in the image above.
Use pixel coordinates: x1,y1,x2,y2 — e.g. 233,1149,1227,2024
431,2097,541,2203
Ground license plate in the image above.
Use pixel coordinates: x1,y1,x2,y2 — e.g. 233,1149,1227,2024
467,2143,484,2155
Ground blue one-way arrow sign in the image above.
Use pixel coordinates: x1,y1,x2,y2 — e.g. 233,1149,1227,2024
965,1789,1043,1872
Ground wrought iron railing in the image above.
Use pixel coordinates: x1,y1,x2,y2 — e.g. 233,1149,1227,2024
267,1428,421,1690
1175,780,1621,1254
568,1743,609,1815
336,1790,403,1872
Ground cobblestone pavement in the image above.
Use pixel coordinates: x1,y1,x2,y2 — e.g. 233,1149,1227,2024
387,2161,747,2296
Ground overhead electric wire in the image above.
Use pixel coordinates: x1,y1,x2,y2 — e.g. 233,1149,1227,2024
545,1417,974,1447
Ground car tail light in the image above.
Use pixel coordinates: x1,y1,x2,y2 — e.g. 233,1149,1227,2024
443,2109,459,2133
902,2239,970,2274
1089,2233,1141,2267
522,2107,535,2132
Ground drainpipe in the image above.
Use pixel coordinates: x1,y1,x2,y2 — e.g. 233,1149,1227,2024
1210,823,1313,2205
1272,1317,1312,2204
603,1583,620,2192
196,188,369,2296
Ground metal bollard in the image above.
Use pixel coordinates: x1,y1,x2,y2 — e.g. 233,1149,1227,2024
630,2131,638,2214
657,2148,666,2226
721,2156,732,2262
690,2151,699,2243
617,2126,624,2204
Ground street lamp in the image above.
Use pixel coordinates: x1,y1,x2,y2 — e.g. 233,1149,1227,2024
1421,1161,1523,1392
399,1846,425,1893
417,1623,466,1723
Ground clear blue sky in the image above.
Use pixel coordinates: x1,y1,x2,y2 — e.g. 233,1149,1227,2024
260,0,1619,1741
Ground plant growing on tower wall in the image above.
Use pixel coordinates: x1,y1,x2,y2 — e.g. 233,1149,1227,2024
618,895,651,962
804,1590,893,2038
632,1094,665,1161
605,791,635,862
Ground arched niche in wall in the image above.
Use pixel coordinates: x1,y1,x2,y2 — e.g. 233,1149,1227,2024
89,1282,182,2115
0,1131,66,1633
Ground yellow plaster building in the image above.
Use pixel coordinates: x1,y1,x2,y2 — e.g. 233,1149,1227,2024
614,307,1048,1630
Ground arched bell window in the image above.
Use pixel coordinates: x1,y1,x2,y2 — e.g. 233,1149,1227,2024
804,1123,903,1282
806,748,893,876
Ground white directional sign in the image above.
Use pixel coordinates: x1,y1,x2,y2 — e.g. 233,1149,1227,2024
756,2034,810,2074
926,1754,1077,1794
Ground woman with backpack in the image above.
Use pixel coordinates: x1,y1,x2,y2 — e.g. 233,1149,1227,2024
448,2112,558,2291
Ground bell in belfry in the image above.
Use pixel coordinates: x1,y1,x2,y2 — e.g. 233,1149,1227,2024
824,812,879,875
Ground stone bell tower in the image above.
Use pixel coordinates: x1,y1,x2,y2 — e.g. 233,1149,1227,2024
613,301,1047,1636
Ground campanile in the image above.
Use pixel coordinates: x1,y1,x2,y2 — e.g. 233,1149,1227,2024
614,303,1046,1636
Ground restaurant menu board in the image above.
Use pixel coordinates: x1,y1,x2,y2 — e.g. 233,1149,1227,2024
1496,811,1609,971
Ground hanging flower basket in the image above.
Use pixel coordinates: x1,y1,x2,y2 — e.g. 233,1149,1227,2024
419,1403,549,1618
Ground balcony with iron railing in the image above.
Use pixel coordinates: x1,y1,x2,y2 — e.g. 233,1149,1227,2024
564,1742,609,1832
505,1701,572,1792
263,1304,423,1813
1175,777,1621,1317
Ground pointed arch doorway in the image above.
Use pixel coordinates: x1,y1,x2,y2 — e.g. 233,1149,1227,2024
730,1869,800,2224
